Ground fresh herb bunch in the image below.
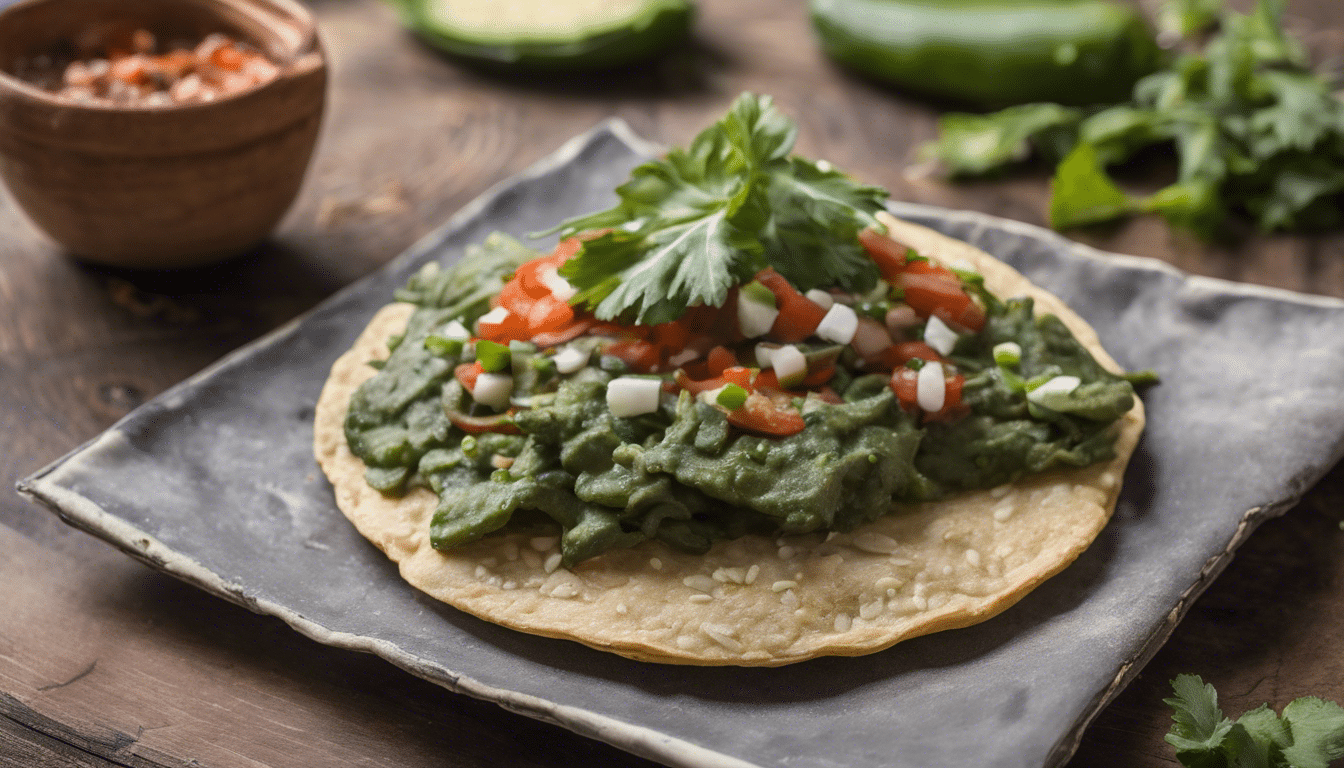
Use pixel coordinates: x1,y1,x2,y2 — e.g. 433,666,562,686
1165,675,1344,768
553,92,889,325
923,0,1344,239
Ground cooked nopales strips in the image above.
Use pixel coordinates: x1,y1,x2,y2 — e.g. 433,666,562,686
314,214,1144,666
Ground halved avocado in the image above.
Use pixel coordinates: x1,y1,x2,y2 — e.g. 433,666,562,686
391,0,695,70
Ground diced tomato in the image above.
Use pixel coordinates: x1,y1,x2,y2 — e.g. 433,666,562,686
706,346,738,376
896,268,985,332
859,227,910,282
674,366,755,395
754,268,826,342
721,366,754,388
753,369,787,394
889,366,967,422
892,341,944,365
650,319,692,354
802,364,836,388
726,392,805,436
526,294,575,332
494,278,533,314
890,367,918,409
530,319,593,348
604,338,661,372
455,361,484,392
477,308,530,343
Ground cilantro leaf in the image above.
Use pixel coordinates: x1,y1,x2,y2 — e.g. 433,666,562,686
554,93,887,324
925,103,1083,176
1049,144,1141,229
1281,697,1344,768
760,157,885,293
930,0,1344,239
1166,674,1237,758
1165,676,1344,768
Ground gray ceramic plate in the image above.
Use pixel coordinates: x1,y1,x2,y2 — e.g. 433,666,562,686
18,121,1344,768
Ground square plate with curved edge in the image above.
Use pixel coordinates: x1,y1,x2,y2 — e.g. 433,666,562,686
18,120,1344,768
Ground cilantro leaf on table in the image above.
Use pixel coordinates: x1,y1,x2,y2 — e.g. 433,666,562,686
923,0,1344,239
553,93,886,324
1164,675,1344,768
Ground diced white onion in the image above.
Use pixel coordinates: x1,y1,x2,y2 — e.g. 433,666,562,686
771,345,808,386
607,377,662,418
737,290,780,339
923,315,959,356
476,306,510,331
916,361,946,412
539,266,578,302
552,346,588,374
804,289,834,310
755,342,780,368
815,303,859,345
1027,375,1081,404
442,319,471,340
473,372,514,411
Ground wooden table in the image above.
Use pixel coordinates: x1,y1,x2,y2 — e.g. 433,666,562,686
4,0,1343,765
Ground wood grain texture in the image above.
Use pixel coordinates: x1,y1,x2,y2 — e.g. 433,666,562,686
2,0,1343,765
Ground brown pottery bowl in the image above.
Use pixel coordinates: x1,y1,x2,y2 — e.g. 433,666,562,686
0,0,326,268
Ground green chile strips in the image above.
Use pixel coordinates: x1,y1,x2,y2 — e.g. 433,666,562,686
344,234,1137,567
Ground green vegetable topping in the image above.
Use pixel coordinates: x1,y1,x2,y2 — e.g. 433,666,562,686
476,339,511,372
1165,675,1344,768
716,383,750,410
552,92,888,325
924,0,1344,237
338,96,1143,566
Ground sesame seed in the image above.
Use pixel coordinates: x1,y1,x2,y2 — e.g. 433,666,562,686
852,532,900,554
965,549,982,567
1100,471,1117,488
886,589,897,598
616,603,628,614
778,545,796,559
745,564,760,585
676,636,696,650
825,532,838,542
993,503,1014,522
771,580,799,592
702,624,743,653
683,575,716,593
875,576,902,591
474,565,488,579
550,583,579,599
650,557,663,570
530,536,557,551
834,613,852,632
990,485,1011,499
689,594,714,603
543,553,562,574
502,580,517,590
913,594,929,610
781,590,800,609
860,599,883,620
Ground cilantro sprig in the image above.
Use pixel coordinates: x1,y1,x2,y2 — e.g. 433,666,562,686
553,93,887,325
923,0,1344,239
1165,675,1344,768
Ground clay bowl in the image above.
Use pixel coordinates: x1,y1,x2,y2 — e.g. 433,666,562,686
0,0,326,268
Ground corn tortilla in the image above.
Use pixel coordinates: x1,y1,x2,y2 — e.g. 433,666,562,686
314,216,1144,666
